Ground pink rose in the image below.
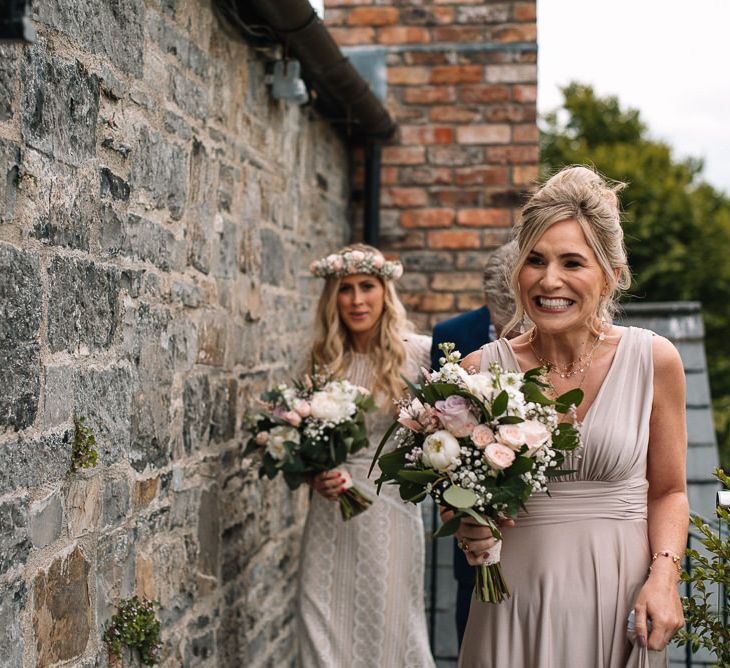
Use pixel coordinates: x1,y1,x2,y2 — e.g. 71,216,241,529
435,395,479,438
283,411,302,427
309,261,318,273
392,264,403,279
471,424,495,449
372,254,385,268
293,400,311,417
484,443,516,471
349,250,365,262
521,419,551,456
332,257,343,271
496,424,525,451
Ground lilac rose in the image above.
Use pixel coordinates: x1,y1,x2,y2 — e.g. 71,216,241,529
434,395,479,438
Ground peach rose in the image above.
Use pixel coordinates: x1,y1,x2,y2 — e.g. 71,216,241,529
293,400,311,417
471,424,495,449
484,443,516,471
521,419,551,456
283,411,302,427
496,424,525,451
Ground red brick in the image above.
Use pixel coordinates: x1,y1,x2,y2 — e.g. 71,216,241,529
428,230,481,249
429,106,480,123
486,145,539,164
432,26,485,42
380,166,398,185
457,208,511,227
512,165,540,186
403,51,450,66
454,167,508,186
378,26,431,44
430,65,484,85
382,146,425,165
403,87,456,105
328,27,376,45
400,125,454,145
492,24,537,43
457,124,511,145
324,8,347,25
513,124,539,143
433,0,484,4
486,104,536,123
458,293,485,311
513,2,537,21
419,293,455,313
382,231,427,250
431,271,483,291
326,0,373,5
401,208,455,228
433,189,480,207
382,187,429,208
388,67,430,85
348,7,399,25
459,84,510,104
513,84,538,103
398,166,453,185
392,106,428,123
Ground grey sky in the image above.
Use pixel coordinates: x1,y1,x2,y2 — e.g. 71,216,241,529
538,0,730,194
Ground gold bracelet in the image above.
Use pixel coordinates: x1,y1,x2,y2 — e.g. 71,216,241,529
648,550,682,574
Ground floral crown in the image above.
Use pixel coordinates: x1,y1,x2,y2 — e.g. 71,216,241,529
309,248,403,280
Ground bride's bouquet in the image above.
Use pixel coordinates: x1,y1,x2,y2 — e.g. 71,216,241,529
370,343,583,602
245,367,376,520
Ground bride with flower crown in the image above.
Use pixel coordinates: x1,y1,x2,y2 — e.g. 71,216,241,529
296,244,435,668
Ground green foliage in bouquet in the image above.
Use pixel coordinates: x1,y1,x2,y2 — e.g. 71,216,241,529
71,416,98,471
675,469,730,666
103,596,162,666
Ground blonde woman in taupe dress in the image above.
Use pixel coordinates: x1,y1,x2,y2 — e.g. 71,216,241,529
457,167,688,668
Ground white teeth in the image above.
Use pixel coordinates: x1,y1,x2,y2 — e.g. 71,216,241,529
538,297,573,308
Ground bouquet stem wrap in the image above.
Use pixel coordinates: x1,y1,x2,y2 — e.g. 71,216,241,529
475,540,510,603
335,469,372,521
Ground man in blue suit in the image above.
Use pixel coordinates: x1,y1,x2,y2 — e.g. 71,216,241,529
429,241,518,647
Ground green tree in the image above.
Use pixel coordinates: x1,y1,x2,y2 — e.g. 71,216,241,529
541,83,730,468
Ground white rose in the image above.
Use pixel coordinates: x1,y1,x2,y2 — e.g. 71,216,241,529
267,426,299,460
421,430,461,472
310,390,355,422
464,373,495,402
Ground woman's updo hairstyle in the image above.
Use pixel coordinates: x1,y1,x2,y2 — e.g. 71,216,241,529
504,165,632,336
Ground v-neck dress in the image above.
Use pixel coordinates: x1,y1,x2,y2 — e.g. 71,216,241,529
459,326,667,668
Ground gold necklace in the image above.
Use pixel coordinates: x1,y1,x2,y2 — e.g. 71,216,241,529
529,328,606,380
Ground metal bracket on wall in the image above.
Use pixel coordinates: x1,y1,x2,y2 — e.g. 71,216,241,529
0,0,36,43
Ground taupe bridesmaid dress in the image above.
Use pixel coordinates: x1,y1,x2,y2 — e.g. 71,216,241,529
459,326,667,668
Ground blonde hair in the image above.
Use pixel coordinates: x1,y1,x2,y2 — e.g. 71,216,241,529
311,244,412,405
504,165,632,336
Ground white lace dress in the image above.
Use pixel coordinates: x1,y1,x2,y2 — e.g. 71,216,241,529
297,334,435,668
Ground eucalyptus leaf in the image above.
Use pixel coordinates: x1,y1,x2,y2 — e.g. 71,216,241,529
443,484,478,508
461,506,488,526
492,390,508,417
522,382,553,405
399,469,441,484
433,513,463,538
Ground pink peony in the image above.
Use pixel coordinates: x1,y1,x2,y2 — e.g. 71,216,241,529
471,424,495,449
496,424,525,451
434,395,479,438
484,443,516,471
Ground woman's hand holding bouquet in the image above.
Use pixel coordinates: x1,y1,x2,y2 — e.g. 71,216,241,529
370,343,584,602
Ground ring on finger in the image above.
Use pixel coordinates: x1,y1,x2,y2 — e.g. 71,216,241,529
461,541,470,553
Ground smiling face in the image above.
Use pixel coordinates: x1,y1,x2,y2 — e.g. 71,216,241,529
336,273,385,339
517,218,608,335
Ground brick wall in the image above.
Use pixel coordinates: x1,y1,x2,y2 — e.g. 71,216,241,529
325,0,539,331
0,1,350,665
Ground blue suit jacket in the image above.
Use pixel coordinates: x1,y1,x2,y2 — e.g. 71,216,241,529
430,306,492,584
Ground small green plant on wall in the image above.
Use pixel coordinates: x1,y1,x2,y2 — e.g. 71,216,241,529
71,417,98,471
675,469,729,666
104,596,162,666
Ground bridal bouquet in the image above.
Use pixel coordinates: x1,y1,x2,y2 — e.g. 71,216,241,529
245,368,376,520
370,343,583,602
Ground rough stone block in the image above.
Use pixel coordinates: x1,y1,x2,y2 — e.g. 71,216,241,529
47,256,120,354
213,218,240,279
102,477,131,527
100,166,130,201
74,364,132,465
43,365,74,428
21,45,100,166
130,125,187,220
133,476,160,509
196,313,226,367
118,213,186,272
0,44,18,122
96,529,136,626
30,492,63,548
169,65,209,120
211,378,237,444
66,476,102,538
33,546,92,666
0,432,70,496
260,228,289,286
35,0,144,76
0,578,26,668
0,244,41,432
197,486,220,578
0,496,30,576
147,11,209,77
0,138,21,224
183,375,211,455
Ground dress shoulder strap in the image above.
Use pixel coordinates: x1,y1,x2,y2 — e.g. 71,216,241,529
479,339,518,373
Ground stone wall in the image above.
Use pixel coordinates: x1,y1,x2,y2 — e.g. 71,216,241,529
0,1,351,665
325,0,538,330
